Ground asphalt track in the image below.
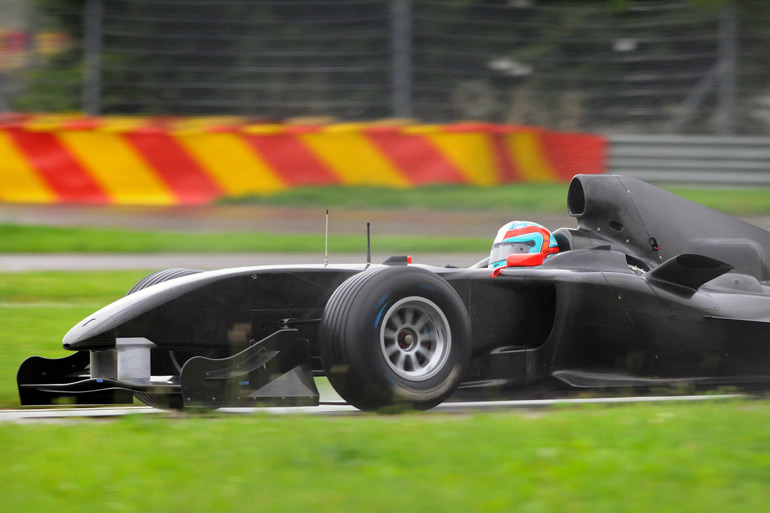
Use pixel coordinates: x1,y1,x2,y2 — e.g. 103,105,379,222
0,203,576,236
3,203,770,236
0,394,744,422
0,252,485,271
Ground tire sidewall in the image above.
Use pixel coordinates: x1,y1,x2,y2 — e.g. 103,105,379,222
339,267,470,407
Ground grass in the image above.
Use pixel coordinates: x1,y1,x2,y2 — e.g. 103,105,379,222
221,183,570,211
1,272,770,512
220,183,770,215
668,186,770,215
0,402,769,512
0,271,148,406
0,224,489,254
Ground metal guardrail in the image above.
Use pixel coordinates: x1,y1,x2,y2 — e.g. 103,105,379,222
608,134,770,186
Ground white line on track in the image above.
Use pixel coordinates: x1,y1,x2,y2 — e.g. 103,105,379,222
0,394,744,422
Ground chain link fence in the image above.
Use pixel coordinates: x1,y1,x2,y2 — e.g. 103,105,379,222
4,0,770,135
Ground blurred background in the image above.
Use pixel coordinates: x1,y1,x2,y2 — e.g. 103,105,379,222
0,0,768,198
1,0,770,232
2,0,767,135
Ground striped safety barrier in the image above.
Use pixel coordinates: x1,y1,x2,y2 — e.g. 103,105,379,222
0,114,607,205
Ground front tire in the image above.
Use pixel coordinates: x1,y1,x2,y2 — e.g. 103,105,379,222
319,266,471,411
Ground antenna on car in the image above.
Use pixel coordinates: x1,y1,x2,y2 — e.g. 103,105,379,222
324,209,329,266
366,222,371,264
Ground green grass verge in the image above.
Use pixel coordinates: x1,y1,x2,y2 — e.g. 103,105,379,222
221,183,770,215
668,186,770,215
0,224,489,254
1,402,769,512
221,183,570,211
0,271,148,406
2,271,770,512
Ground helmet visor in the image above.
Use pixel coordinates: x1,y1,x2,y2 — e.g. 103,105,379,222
489,240,536,267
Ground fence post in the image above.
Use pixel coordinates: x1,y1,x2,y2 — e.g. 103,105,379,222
82,0,103,116
717,3,737,135
391,0,412,118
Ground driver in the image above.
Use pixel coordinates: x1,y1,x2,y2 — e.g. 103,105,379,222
488,221,560,269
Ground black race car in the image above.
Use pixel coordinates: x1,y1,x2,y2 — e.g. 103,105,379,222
17,174,770,411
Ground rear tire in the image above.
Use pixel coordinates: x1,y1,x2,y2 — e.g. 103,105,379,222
126,268,203,409
319,266,471,411
126,268,203,295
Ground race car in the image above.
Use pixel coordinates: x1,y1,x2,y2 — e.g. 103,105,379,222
17,174,770,411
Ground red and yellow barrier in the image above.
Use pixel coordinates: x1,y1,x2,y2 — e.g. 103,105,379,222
0,114,606,205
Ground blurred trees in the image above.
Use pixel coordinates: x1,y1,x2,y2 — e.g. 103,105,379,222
12,0,770,134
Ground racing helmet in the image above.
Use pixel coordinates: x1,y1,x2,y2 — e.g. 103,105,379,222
488,221,559,269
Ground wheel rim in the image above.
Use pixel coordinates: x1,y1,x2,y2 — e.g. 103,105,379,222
380,297,451,381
